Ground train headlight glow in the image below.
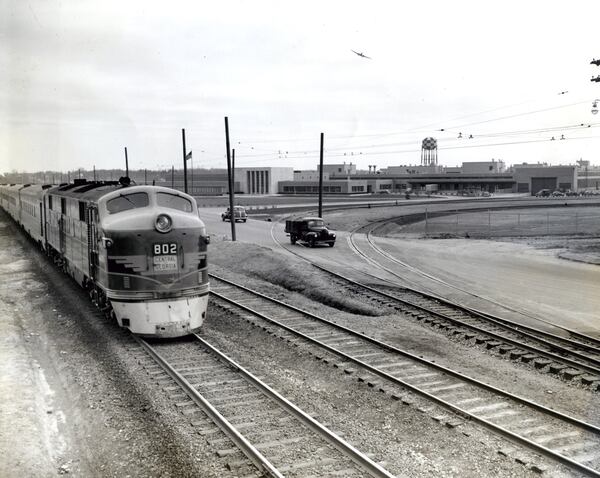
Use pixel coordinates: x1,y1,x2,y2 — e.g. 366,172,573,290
155,214,172,233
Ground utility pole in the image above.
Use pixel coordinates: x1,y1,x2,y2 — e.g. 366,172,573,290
171,166,174,189
224,116,236,241
93,165,96,181
124,147,129,178
182,129,192,193
318,132,324,218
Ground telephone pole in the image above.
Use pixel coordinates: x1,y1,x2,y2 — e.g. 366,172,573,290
124,147,129,178
225,117,236,241
318,133,324,218
182,129,192,193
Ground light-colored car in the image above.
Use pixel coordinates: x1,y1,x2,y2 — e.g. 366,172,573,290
221,206,247,222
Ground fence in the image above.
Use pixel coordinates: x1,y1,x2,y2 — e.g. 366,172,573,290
401,208,600,238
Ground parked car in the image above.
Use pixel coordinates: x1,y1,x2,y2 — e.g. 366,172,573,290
221,206,247,222
535,189,551,197
551,190,566,197
284,216,336,247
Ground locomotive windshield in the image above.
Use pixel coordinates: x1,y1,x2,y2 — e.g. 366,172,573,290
106,192,149,214
157,192,193,212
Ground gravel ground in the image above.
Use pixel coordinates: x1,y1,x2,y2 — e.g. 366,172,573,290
1,203,598,477
208,244,597,477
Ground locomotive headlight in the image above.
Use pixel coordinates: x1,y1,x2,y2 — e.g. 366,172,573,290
155,214,172,233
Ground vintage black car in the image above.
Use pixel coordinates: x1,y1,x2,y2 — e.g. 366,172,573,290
284,216,336,247
221,206,248,222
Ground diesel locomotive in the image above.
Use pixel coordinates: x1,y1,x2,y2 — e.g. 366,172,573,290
0,179,210,337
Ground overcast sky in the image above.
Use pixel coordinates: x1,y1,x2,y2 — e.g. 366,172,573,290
2,0,600,175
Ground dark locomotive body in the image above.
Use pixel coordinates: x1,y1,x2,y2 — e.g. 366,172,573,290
0,180,210,338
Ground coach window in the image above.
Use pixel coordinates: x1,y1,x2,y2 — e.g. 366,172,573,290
79,201,85,221
156,192,192,212
106,192,149,214
49,195,53,210
61,198,66,215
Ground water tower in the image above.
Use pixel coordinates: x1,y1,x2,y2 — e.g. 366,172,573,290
421,137,438,166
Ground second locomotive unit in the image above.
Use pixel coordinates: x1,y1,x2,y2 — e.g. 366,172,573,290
1,179,210,338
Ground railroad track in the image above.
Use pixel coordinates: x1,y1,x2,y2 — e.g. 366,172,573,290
134,334,395,478
270,218,600,388
210,273,600,477
344,226,600,386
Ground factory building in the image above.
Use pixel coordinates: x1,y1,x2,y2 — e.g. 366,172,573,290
163,161,587,197
512,165,577,194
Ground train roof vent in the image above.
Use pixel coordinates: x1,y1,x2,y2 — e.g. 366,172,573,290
73,178,87,186
58,182,85,191
75,181,118,192
42,184,53,189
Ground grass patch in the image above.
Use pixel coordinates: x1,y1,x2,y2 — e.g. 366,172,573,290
211,241,382,316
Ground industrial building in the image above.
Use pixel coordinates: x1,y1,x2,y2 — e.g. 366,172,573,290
156,161,587,197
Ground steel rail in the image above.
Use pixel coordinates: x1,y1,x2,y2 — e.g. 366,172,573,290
362,219,600,344
344,222,600,351
210,275,600,477
133,336,285,478
312,259,600,376
345,232,600,375
193,334,397,478
272,216,600,375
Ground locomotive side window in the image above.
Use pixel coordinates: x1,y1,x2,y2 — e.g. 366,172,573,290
156,192,192,212
106,192,149,214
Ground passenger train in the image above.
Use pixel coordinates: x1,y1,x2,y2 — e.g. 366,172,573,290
0,178,210,337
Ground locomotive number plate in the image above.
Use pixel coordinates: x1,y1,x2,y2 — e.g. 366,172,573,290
153,243,178,271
